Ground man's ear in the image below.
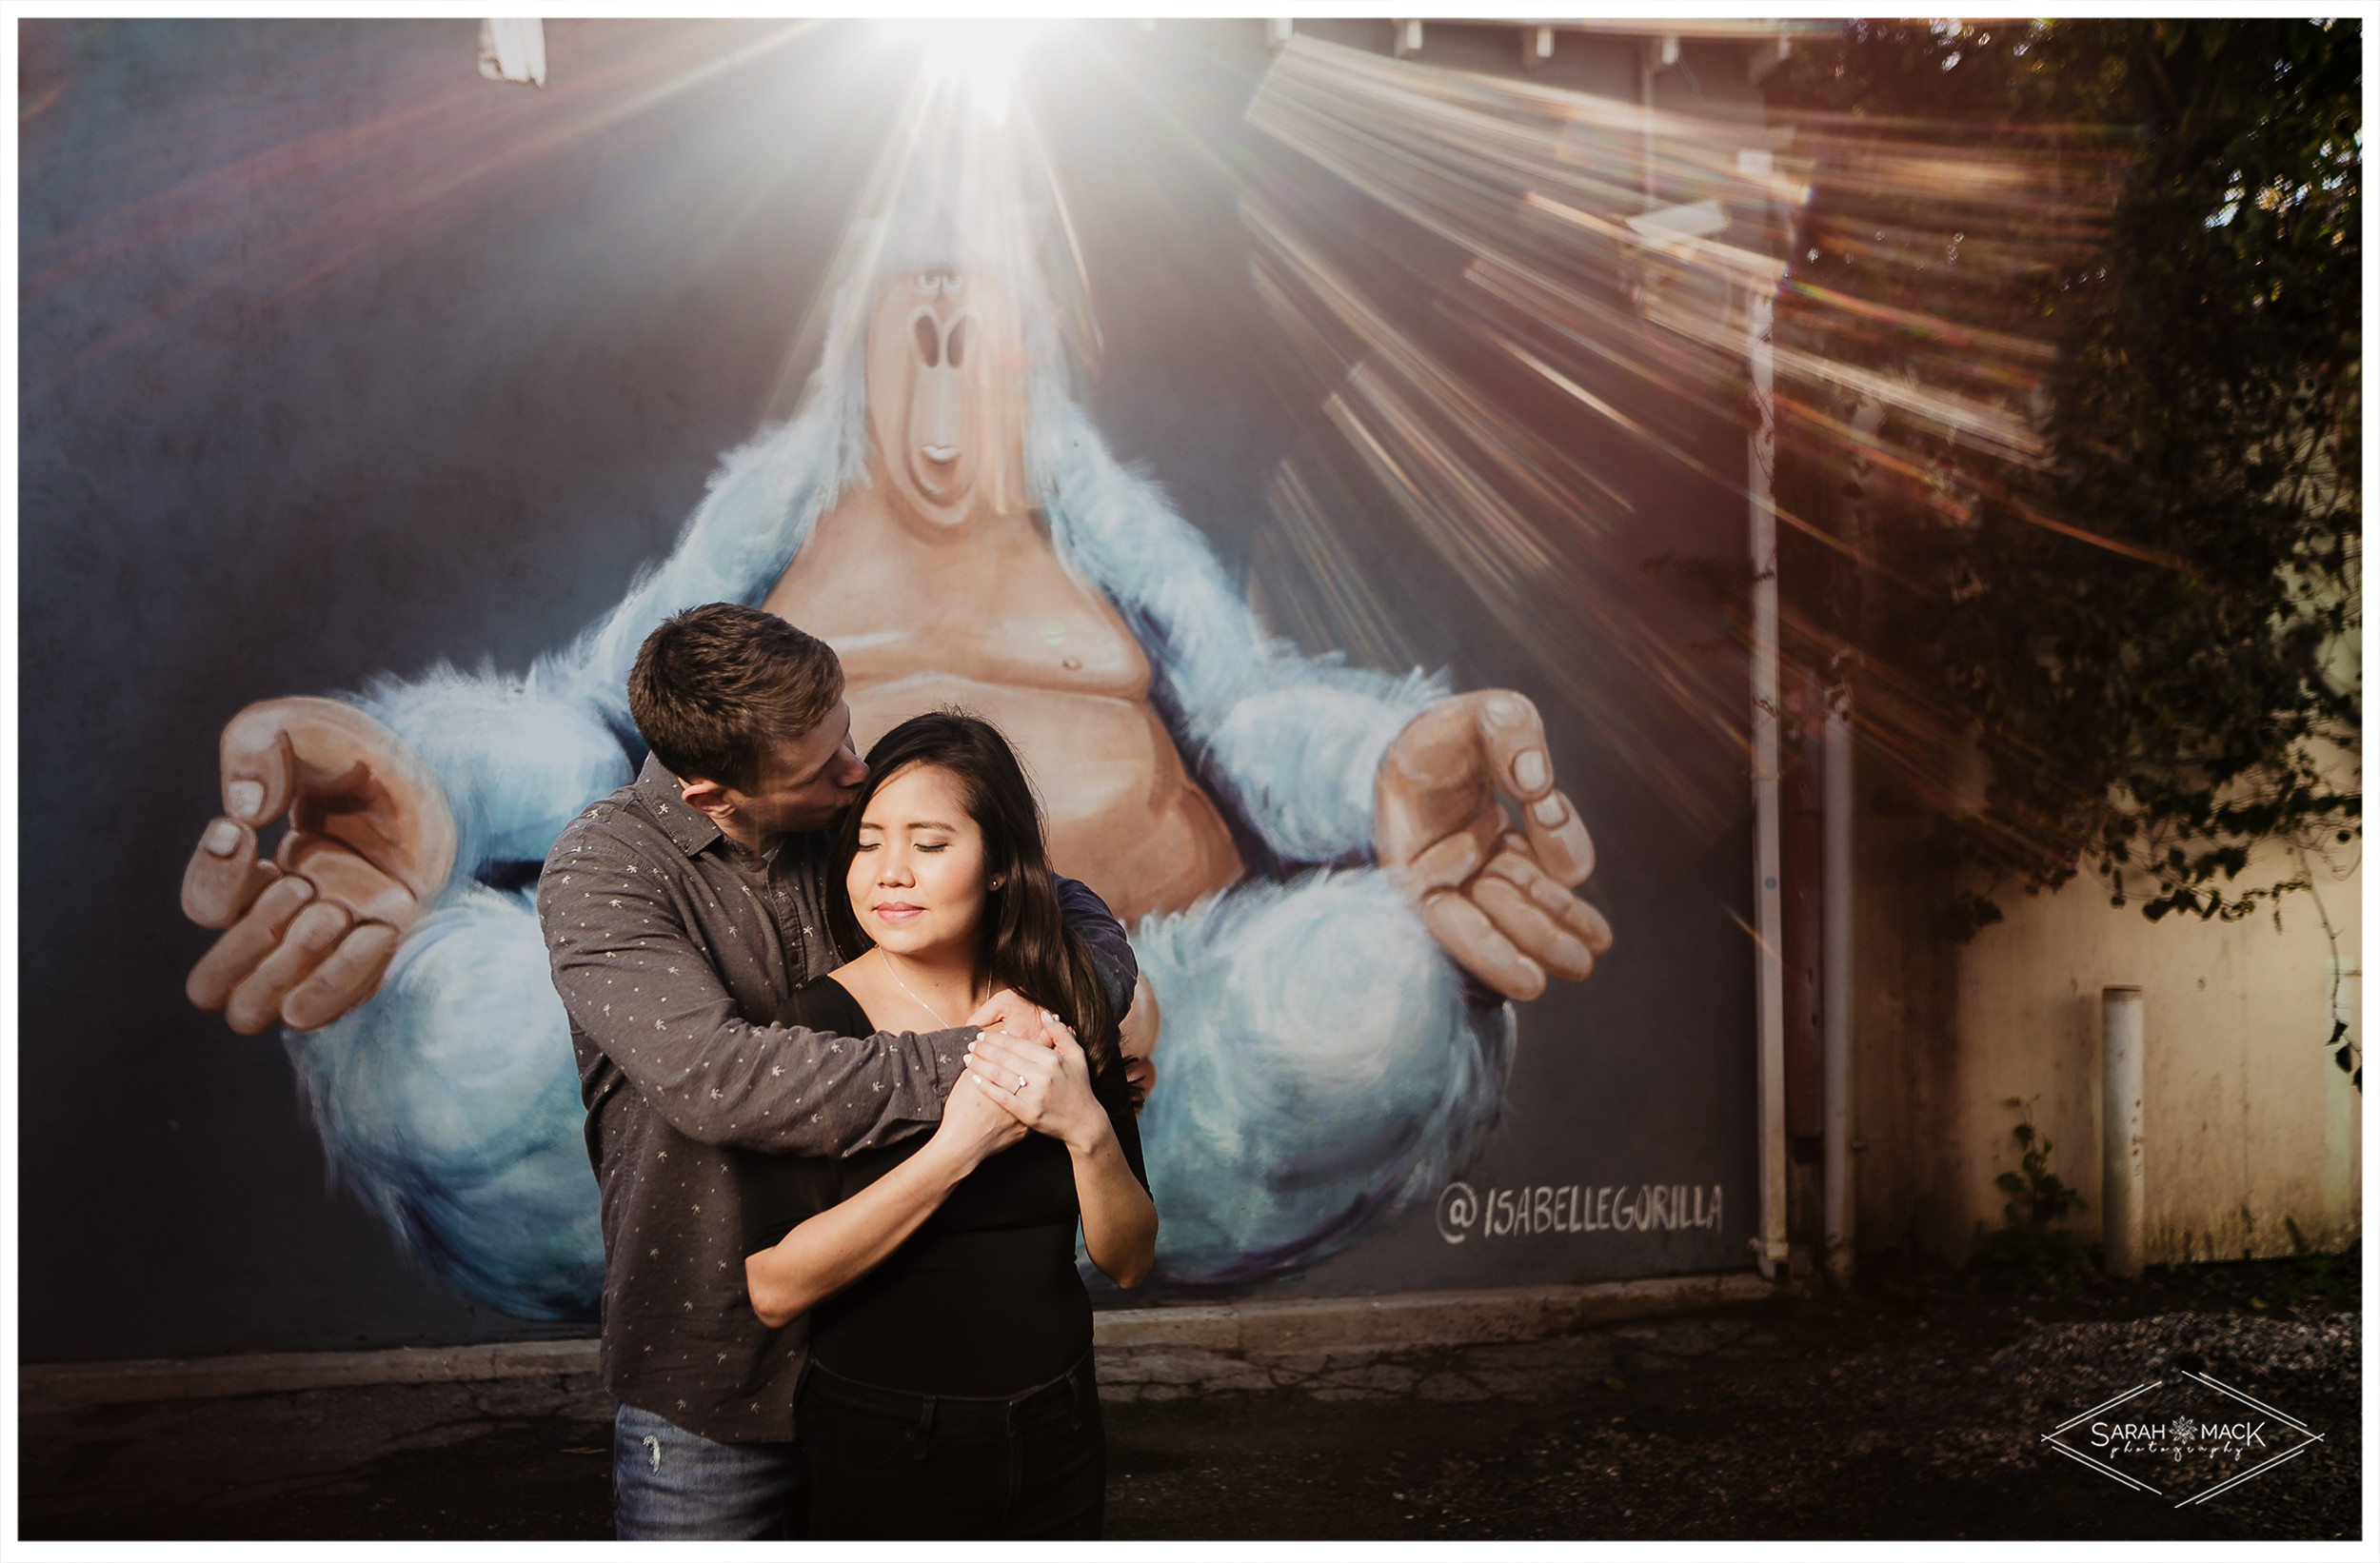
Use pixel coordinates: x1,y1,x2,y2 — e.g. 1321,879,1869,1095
676,775,739,826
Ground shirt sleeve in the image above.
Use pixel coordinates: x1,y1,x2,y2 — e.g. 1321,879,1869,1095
1055,875,1138,1019
540,821,968,1157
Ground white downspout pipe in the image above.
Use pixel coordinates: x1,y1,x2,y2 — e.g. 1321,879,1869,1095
2102,986,2145,1277
1821,692,1854,1284
1748,268,1790,1283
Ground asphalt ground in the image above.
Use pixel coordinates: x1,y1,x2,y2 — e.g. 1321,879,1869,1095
16,1255,2362,1543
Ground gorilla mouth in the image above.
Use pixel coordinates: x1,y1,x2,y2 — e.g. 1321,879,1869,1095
909,444,962,502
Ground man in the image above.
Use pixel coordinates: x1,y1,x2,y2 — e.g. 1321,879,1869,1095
537,601,1136,1538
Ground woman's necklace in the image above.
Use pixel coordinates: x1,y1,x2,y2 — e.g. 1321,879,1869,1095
880,950,963,1031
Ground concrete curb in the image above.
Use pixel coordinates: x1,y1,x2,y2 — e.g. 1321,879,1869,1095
1094,1272,1776,1353
17,1338,603,1415
19,1271,1773,1413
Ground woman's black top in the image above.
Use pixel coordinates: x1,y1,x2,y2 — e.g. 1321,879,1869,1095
738,976,1148,1397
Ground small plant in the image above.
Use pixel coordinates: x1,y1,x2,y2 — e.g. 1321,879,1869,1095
1974,1102,2094,1291
2275,1221,2358,1307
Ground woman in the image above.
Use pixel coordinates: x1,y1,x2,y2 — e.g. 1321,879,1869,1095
738,710,1158,1539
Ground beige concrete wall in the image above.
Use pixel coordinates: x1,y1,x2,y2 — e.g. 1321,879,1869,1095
1855,821,2361,1266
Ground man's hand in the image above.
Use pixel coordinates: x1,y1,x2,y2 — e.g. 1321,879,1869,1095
962,988,1063,1046
928,1052,1032,1168
1374,690,1614,1000
964,1015,1108,1157
1118,973,1160,1116
182,697,457,1034
969,981,1158,1115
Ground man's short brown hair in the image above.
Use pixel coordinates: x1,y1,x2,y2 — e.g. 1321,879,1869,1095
628,603,844,791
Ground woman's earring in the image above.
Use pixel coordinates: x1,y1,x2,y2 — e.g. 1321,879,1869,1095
989,879,1002,891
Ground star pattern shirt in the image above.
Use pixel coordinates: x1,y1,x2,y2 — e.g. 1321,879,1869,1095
538,753,1136,1444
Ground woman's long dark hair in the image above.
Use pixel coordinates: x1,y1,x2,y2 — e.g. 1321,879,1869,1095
826,710,1119,1073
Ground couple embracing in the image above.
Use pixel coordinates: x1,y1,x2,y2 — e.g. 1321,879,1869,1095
539,601,1154,1539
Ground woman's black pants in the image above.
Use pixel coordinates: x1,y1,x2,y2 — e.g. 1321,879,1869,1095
797,1353,1104,1538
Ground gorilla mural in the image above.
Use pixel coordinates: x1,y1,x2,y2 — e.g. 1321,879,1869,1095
177,93,1615,1318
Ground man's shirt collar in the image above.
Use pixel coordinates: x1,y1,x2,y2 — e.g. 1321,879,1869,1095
632,752,723,859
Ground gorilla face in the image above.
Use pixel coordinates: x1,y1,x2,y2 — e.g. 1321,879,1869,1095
864,268,1021,532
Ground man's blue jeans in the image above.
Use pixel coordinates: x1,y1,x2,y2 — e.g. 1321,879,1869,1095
612,1401,806,1539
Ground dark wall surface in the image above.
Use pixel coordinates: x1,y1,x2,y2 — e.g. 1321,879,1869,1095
21,18,1763,1361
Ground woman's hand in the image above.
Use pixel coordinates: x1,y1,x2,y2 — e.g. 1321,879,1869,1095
970,1010,1158,1289
928,1053,1031,1171
746,1040,1031,1330
963,1012,1105,1157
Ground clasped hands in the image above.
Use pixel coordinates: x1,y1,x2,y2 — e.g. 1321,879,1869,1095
925,990,1103,1164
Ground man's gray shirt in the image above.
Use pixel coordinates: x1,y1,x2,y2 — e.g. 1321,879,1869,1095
538,755,1136,1443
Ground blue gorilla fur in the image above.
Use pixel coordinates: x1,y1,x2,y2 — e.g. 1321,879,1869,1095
1131,872,1515,1282
287,884,605,1318
290,379,1512,1318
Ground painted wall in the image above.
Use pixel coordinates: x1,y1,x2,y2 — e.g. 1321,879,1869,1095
1853,764,2363,1265
21,18,1774,1363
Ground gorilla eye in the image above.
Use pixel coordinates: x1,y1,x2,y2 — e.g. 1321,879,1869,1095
913,314,940,368
945,318,969,368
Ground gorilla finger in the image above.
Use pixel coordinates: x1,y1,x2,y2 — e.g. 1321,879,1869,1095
1561,896,1615,958
1422,891,1546,1001
225,900,353,1034
1517,786,1596,886
1484,849,1616,956
219,702,302,825
1473,691,1554,801
187,875,319,1014
182,818,280,929
1472,876,1597,983
281,921,399,1032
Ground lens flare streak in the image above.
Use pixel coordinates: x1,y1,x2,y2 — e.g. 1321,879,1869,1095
1240,30,2173,844
1256,462,1419,678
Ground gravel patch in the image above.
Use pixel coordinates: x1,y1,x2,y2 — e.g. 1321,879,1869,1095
1104,1255,2360,1541
22,1255,2360,1540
